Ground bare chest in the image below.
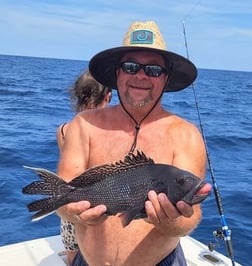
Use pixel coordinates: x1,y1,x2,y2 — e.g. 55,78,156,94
88,123,174,167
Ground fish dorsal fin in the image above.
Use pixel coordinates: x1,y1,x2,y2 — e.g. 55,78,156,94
116,150,154,168
69,150,154,187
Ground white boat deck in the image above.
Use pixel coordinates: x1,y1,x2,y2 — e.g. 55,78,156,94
0,235,241,266
0,235,66,266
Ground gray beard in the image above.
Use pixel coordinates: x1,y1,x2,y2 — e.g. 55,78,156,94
125,90,153,108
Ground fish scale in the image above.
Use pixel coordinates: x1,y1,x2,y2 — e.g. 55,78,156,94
82,166,153,211
22,151,210,225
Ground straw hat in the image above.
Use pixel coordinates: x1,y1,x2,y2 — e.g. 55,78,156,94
89,21,197,92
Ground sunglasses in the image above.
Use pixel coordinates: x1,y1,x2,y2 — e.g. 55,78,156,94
119,61,167,77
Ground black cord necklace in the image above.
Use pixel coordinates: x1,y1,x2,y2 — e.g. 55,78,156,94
118,93,161,154
117,64,173,154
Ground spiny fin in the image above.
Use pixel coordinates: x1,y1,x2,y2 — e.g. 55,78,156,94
70,150,154,187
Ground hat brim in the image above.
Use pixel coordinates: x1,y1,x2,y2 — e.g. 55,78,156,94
89,46,197,92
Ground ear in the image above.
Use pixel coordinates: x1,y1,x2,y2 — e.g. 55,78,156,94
100,92,112,108
105,92,112,104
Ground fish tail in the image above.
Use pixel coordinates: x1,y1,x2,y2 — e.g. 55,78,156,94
22,166,74,221
27,197,62,221
22,166,67,196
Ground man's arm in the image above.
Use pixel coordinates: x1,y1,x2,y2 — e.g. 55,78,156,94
145,121,208,236
56,114,107,224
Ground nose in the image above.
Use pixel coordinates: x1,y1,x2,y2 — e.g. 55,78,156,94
135,67,147,77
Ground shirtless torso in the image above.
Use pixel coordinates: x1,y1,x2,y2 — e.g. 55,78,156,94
57,103,206,266
56,40,211,265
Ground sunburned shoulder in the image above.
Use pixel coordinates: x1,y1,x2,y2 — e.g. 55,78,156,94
78,105,117,118
169,114,202,141
70,106,118,131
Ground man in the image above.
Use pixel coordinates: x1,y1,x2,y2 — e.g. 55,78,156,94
57,21,211,266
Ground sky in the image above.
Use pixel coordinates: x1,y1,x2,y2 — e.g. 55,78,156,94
0,0,252,72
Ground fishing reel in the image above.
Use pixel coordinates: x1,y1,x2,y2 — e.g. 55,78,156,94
208,228,226,252
208,227,235,265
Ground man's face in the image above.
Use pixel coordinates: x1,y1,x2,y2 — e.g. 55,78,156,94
117,51,168,109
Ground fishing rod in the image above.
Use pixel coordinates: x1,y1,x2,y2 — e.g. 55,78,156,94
182,20,236,266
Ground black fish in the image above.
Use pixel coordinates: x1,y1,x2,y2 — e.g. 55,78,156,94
22,151,210,226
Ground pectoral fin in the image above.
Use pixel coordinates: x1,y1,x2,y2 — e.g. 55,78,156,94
119,205,145,227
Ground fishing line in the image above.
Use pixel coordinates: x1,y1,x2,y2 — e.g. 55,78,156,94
181,19,236,266
183,0,202,21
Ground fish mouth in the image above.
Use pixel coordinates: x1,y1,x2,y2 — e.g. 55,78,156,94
183,180,210,205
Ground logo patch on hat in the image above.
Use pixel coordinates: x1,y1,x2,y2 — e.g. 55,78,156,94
131,30,153,44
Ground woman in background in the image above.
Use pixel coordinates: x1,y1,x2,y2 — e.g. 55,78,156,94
57,70,112,152
56,70,112,265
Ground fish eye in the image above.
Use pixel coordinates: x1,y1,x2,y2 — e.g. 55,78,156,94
176,177,185,185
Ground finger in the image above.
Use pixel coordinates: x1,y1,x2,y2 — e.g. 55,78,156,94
157,193,180,220
56,201,91,221
67,201,91,216
176,201,194,217
145,191,161,224
145,200,160,225
73,214,82,223
78,204,107,225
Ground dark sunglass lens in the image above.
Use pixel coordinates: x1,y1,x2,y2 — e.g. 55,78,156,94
145,65,163,77
121,62,140,74
120,62,165,77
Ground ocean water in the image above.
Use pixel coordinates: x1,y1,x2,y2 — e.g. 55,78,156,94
0,54,251,265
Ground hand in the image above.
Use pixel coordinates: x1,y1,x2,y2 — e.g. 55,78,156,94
145,190,194,225
57,201,107,225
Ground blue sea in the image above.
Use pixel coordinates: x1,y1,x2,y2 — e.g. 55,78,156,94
0,54,251,265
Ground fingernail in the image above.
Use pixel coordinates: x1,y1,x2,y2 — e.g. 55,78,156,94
148,190,157,199
82,201,91,208
157,193,165,202
177,201,184,209
99,205,107,212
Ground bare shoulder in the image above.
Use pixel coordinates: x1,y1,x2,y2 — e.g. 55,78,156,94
67,112,91,133
169,114,203,144
64,106,116,143
169,114,206,177
56,124,63,141
77,105,120,129
56,123,68,153
56,122,68,138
